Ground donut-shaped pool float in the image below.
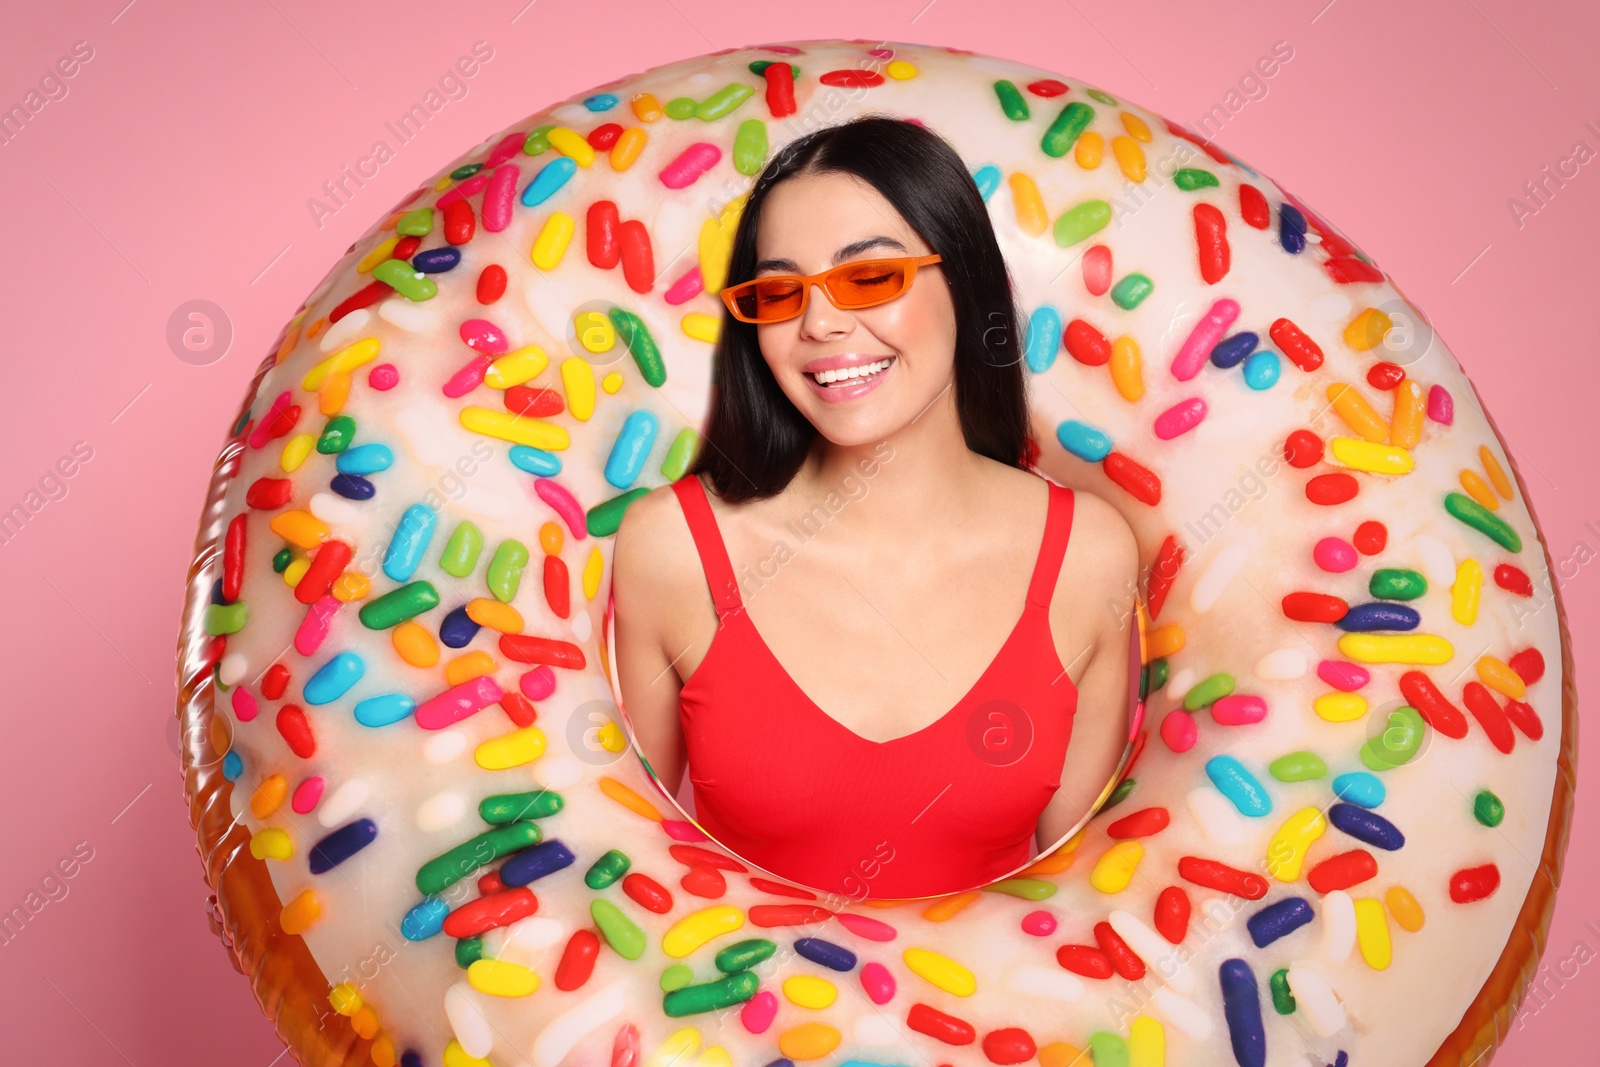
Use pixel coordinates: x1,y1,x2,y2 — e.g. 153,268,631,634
176,38,1575,1067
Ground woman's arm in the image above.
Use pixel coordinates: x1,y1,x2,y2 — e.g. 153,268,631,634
611,488,692,799
1035,492,1141,852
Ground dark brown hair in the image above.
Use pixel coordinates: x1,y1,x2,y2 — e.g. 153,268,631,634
686,113,1032,503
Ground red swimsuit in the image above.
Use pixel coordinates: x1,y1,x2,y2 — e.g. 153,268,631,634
670,473,1078,900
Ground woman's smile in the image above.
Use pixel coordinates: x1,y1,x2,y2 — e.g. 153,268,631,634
802,353,897,401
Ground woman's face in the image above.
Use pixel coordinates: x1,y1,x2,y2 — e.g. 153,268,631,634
751,171,958,445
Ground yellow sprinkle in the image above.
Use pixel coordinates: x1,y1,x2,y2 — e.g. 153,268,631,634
1385,885,1426,932
331,570,370,602
645,1027,700,1067
1090,840,1143,894
466,598,524,634
393,621,439,667
562,357,597,421
1112,136,1147,182
1007,172,1048,237
886,60,918,79
357,237,399,274
1329,437,1413,475
249,828,294,861
1459,468,1499,510
698,199,743,293
442,1040,492,1067
575,311,616,354
546,126,596,166
584,546,605,600
1337,632,1453,666
474,725,546,770
1451,559,1482,626
1477,655,1527,699
446,650,498,685
459,406,570,450
531,211,576,270
433,175,453,193
279,889,321,934
280,432,316,473
596,718,628,753
1265,807,1327,881
1479,445,1513,499
682,312,721,344
468,957,540,997
270,510,328,550
601,372,624,394
611,127,647,171
692,1047,732,1067
250,774,288,819
1390,379,1425,449
662,905,745,958
600,775,664,821
350,1006,379,1039
282,557,310,588
1110,335,1144,401
303,337,380,391
1074,130,1104,169
783,975,838,1009
1343,308,1393,351
318,370,350,416
1313,691,1367,723
630,92,663,122
1353,897,1391,970
1121,112,1152,141
1128,1015,1165,1067
1326,382,1389,443
777,1023,840,1062
919,891,981,922
903,946,976,996
1145,624,1185,660
329,982,363,1015
485,346,549,389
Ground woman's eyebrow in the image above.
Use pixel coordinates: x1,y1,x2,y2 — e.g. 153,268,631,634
754,235,909,274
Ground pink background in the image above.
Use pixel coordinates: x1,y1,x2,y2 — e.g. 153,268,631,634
1,0,1594,1063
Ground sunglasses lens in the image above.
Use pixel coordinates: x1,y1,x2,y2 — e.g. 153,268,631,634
727,259,918,322
831,260,910,306
730,277,805,322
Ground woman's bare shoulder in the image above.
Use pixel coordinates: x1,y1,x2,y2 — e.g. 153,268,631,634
1049,485,1140,643
611,484,701,619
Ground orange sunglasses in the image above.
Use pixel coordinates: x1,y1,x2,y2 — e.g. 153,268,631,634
720,253,944,324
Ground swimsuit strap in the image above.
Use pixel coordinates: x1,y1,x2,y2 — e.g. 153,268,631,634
1025,481,1076,610
671,474,745,622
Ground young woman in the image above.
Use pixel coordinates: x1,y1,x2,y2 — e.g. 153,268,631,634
611,115,1140,900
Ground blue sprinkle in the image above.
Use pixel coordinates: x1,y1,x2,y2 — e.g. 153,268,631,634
1332,772,1385,808
1336,601,1420,632
603,410,658,489
1329,802,1405,850
400,896,449,941
521,156,577,207
1210,331,1259,369
411,247,461,273
1024,305,1062,373
222,750,244,781
1329,1052,1348,1067
1220,958,1267,1067
970,163,1002,201
337,443,394,475
760,1060,795,1067
794,936,857,972
500,840,577,886
583,92,618,111
309,819,378,874
1205,755,1272,817
400,1052,424,1067
1057,418,1113,462
303,652,365,705
1279,202,1307,255
1246,896,1313,947
355,692,415,728
439,604,481,648
209,578,227,605
330,473,375,500
508,445,561,476
383,504,437,581
1242,349,1280,390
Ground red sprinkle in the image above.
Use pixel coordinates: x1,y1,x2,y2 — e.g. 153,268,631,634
504,386,566,417
500,692,537,727
1104,451,1162,506
544,556,570,619
1145,536,1184,620
1449,863,1501,903
1082,245,1112,296
1326,256,1384,284
442,887,537,938
499,634,586,669
1283,430,1323,468
819,69,884,88
586,123,623,150
1238,184,1270,229
1306,472,1359,505
1154,886,1190,944
1494,563,1533,596
329,280,390,323
1269,318,1324,372
223,514,246,601
476,264,507,305
763,61,796,118
477,870,506,895
1307,849,1378,893
262,663,291,700
1178,856,1268,899
747,904,833,927
276,704,315,758
1462,682,1515,753
391,235,422,260
1508,647,1545,685
1027,79,1069,97
907,1002,976,1046
1193,202,1229,284
1352,520,1388,555
554,929,600,990
1106,807,1170,839
671,844,749,872
982,1027,1038,1065
295,540,352,605
1054,943,1113,979
587,200,621,269
621,872,673,914
1281,591,1348,624
1366,362,1405,390
1504,698,1544,741
681,864,726,898
1094,921,1145,980
444,199,476,245
1064,318,1111,365
1399,670,1468,739
618,218,655,294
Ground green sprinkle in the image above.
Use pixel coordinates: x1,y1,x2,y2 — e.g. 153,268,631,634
664,96,698,120
661,429,700,482
993,80,1029,121
359,581,440,630
591,898,645,960
1041,101,1095,158
714,938,776,973
1269,967,1296,1014
449,163,482,180
732,119,768,176
203,602,248,636
1102,776,1136,811
661,963,694,992
396,208,434,237
1174,168,1220,190
479,790,564,825
1053,199,1112,246
521,125,555,156
1359,705,1426,771
416,823,542,895
1370,568,1427,600
1087,1032,1129,1067
371,259,437,301
610,308,667,387
1183,673,1235,711
696,83,754,121
1269,751,1327,782
455,935,484,968
316,415,355,454
439,521,483,578
982,878,1058,900
1444,492,1522,551
1086,88,1119,105
587,487,651,537
585,849,632,889
1474,789,1505,827
486,540,529,603
1110,273,1154,310
272,548,293,573
663,970,760,1017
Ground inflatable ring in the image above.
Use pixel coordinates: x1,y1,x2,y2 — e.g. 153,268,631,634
177,39,1576,1067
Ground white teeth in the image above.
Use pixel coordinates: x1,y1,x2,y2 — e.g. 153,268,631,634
811,358,892,385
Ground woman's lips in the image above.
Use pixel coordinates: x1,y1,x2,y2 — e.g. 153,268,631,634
804,356,895,402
